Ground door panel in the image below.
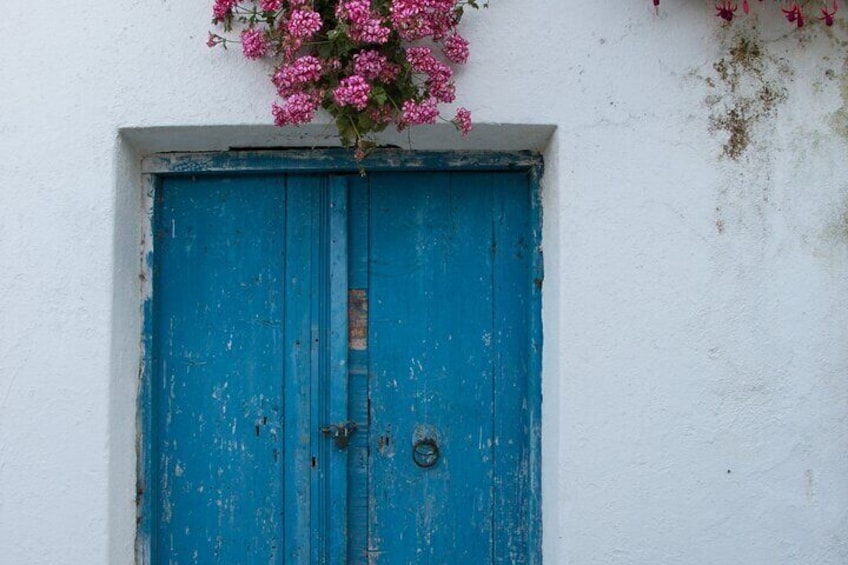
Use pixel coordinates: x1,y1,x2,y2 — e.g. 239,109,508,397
154,174,286,564
368,173,496,563
149,168,537,565
367,172,532,564
491,172,534,563
153,174,348,565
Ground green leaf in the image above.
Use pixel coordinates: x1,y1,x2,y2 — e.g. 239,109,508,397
356,113,376,133
317,42,334,59
371,86,388,106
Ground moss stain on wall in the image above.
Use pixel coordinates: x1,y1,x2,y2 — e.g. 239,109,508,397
828,57,848,140
823,192,848,245
706,33,790,161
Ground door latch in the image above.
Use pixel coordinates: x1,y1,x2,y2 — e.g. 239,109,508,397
320,421,358,449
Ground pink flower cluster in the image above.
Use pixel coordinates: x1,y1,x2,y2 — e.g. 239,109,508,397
210,0,484,157
444,33,469,65
407,46,454,103
336,0,391,44
402,97,439,126
390,0,458,41
273,92,319,126
260,0,282,11
333,75,371,110
353,50,400,82
240,28,267,59
273,56,323,97
287,9,323,38
213,0,238,20
453,107,472,136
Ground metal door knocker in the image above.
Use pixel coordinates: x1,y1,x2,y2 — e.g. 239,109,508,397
412,438,440,468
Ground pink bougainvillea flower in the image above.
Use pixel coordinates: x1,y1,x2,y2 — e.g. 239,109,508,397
820,0,838,25
212,0,238,20
390,0,433,41
273,92,319,126
241,28,267,60
333,75,372,110
406,47,455,93
402,97,439,125
453,107,472,137
715,1,737,22
354,50,389,81
260,0,282,12
336,0,370,23
428,79,455,103
338,0,391,44
287,9,322,39
444,33,470,65
209,0,486,159
430,8,460,40
782,2,805,26
406,46,434,71
353,17,391,44
273,55,323,97
390,0,457,40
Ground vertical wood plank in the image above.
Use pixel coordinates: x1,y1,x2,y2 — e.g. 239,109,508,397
368,172,495,564
346,177,371,565
492,172,533,564
154,174,286,564
283,175,318,564
311,178,326,565
327,177,349,565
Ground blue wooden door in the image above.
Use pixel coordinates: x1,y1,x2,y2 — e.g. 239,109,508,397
148,168,539,564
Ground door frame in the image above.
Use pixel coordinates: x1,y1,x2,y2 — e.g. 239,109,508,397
135,149,544,565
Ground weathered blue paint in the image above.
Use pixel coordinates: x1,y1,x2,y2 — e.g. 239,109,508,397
138,151,543,565
346,177,371,565
492,172,536,563
137,174,158,565
369,172,495,563
527,163,544,565
282,175,318,564
153,174,286,564
141,150,541,176
367,172,536,563
327,176,350,565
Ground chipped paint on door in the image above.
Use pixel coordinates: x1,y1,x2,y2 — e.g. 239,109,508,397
139,153,542,565
365,172,536,564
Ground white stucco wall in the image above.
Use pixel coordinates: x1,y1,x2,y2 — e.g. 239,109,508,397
1,1,847,564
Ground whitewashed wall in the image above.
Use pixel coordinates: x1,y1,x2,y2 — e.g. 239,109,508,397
1,1,847,563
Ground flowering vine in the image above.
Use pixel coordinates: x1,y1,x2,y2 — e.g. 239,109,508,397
209,0,487,159
652,0,840,27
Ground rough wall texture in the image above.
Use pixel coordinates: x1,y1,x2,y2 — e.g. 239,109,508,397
0,2,846,564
